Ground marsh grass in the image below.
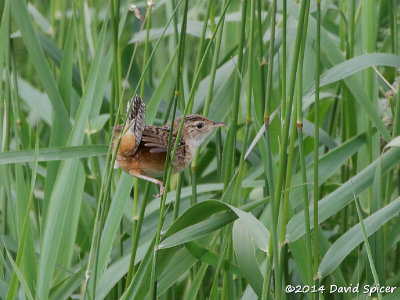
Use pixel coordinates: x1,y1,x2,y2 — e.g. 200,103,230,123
1,0,400,299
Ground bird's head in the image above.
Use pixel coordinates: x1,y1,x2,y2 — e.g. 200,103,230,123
175,114,226,149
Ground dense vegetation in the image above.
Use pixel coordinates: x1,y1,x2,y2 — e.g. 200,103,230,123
1,0,400,299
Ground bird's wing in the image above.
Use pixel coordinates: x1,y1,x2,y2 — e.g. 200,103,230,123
142,126,172,153
142,125,185,163
125,95,146,155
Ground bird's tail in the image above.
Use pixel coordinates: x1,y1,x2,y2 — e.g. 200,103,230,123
112,95,146,159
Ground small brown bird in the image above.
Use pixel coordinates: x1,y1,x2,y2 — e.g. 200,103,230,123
112,95,226,196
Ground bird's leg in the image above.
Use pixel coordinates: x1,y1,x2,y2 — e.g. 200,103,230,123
129,171,165,197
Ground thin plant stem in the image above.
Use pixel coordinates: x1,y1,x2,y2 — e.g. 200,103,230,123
125,182,151,286
287,1,313,288
223,0,247,189
127,0,152,287
281,0,287,120
140,3,152,98
106,7,186,293
232,0,254,206
149,1,233,298
281,0,310,241
150,0,189,296
352,181,382,300
262,0,281,297
273,0,308,216
83,1,183,297
256,0,266,123
189,0,212,206
188,0,212,114
362,0,377,214
280,97,297,243
173,173,183,220
279,0,310,241
313,0,321,282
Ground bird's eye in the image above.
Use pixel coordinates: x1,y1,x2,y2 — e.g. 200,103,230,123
197,123,203,129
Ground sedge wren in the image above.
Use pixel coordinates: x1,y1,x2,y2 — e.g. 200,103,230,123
112,95,226,196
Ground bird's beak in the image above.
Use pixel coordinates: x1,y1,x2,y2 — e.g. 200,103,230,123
213,121,226,127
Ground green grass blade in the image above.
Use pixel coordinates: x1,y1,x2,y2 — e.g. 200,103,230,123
36,9,109,298
97,173,134,274
58,17,75,112
287,148,400,242
4,246,34,300
305,53,400,95
0,145,107,165
232,218,263,297
11,0,71,130
318,198,400,277
184,263,208,300
159,211,237,249
185,242,243,276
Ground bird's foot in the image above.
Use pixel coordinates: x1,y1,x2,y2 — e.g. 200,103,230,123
154,184,165,198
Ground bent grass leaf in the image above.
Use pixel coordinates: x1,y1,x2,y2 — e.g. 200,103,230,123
159,210,237,249
185,241,243,276
305,53,400,96
287,148,400,242
290,131,367,209
160,200,236,243
384,135,400,149
318,196,400,278
233,219,263,298
230,206,269,252
231,205,270,298
159,199,269,297
159,200,270,251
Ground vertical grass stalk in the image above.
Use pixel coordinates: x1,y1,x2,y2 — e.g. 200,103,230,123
262,0,281,297
149,0,189,297
148,1,232,297
273,0,307,214
313,0,321,282
223,0,247,189
190,0,212,206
